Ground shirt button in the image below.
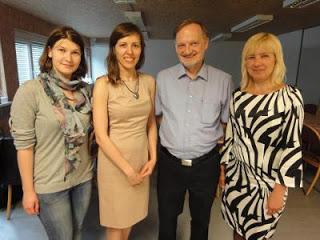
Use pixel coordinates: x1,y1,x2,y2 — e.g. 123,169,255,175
187,110,191,113
189,95,193,98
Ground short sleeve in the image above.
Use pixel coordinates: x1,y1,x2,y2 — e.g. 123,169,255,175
9,80,38,149
220,96,235,165
220,76,234,123
275,87,304,188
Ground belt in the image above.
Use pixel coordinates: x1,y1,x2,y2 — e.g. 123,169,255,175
160,145,219,167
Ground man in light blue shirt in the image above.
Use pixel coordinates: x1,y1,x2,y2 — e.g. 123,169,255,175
156,19,233,240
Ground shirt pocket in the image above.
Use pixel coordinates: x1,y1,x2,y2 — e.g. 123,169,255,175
201,100,221,124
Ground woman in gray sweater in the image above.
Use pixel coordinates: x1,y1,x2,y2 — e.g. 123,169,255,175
10,26,93,240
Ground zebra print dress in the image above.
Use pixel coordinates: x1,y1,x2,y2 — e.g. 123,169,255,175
220,85,304,240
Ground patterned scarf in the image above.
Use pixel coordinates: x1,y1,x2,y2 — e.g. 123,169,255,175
39,70,92,179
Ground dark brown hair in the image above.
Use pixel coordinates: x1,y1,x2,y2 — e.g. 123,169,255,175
107,22,145,85
174,19,209,39
39,26,87,79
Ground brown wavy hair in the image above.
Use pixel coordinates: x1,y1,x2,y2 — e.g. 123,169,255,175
39,26,87,79
107,22,145,85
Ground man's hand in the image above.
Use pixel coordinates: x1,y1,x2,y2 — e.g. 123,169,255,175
219,165,226,189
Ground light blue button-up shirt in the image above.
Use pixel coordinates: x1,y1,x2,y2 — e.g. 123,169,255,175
156,63,233,159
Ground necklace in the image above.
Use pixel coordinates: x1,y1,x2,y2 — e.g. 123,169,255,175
65,96,76,101
63,91,77,101
121,77,139,99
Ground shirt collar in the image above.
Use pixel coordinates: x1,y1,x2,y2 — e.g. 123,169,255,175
177,63,208,81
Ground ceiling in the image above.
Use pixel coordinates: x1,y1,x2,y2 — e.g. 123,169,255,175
1,0,320,40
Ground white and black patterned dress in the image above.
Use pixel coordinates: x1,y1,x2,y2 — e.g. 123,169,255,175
220,85,304,240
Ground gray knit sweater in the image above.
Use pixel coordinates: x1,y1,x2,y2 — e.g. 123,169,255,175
10,79,93,194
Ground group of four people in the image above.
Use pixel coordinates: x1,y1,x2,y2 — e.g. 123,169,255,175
10,19,303,240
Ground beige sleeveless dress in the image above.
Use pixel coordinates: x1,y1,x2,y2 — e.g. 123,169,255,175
97,74,152,228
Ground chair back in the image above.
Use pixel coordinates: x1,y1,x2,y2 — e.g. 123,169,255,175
0,137,20,185
302,125,320,155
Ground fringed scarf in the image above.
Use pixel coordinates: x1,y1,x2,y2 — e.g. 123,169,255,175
39,70,92,179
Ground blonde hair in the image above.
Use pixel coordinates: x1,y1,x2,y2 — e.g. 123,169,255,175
240,32,286,91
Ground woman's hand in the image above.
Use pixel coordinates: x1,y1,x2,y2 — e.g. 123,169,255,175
219,165,226,189
22,190,39,215
140,160,156,178
17,148,39,215
267,184,286,215
126,168,143,186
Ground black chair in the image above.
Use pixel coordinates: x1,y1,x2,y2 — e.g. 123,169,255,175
0,137,21,220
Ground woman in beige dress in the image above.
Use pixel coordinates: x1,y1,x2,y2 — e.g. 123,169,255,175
92,22,157,240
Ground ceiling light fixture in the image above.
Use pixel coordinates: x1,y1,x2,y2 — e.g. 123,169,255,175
283,0,320,8
231,15,273,33
210,33,232,42
124,11,146,31
113,0,136,4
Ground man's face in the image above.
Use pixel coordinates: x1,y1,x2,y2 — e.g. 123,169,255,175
175,23,209,70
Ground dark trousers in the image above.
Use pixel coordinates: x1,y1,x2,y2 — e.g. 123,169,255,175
157,146,221,240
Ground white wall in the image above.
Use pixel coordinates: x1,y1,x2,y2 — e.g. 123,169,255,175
278,25,320,104
278,30,302,86
207,41,244,87
91,45,108,80
141,40,177,77
298,25,320,104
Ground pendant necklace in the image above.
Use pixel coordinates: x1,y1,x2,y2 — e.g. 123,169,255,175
63,91,76,101
121,77,139,99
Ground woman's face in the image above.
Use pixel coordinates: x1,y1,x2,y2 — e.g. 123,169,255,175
114,33,142,72
245,47,276,83
48,38,81,79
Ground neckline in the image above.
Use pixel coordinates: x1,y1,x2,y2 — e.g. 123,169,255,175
121,76,140,99
242,84,287,96
120,71,139,83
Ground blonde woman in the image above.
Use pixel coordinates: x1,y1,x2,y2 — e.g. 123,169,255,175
219,33,304,240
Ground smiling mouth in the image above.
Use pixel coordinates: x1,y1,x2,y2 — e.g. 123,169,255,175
182,55,196,60
123,56,136,61
252,68,266,72
62,64,74,67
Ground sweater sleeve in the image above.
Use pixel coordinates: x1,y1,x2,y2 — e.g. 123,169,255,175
10,80,38,150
